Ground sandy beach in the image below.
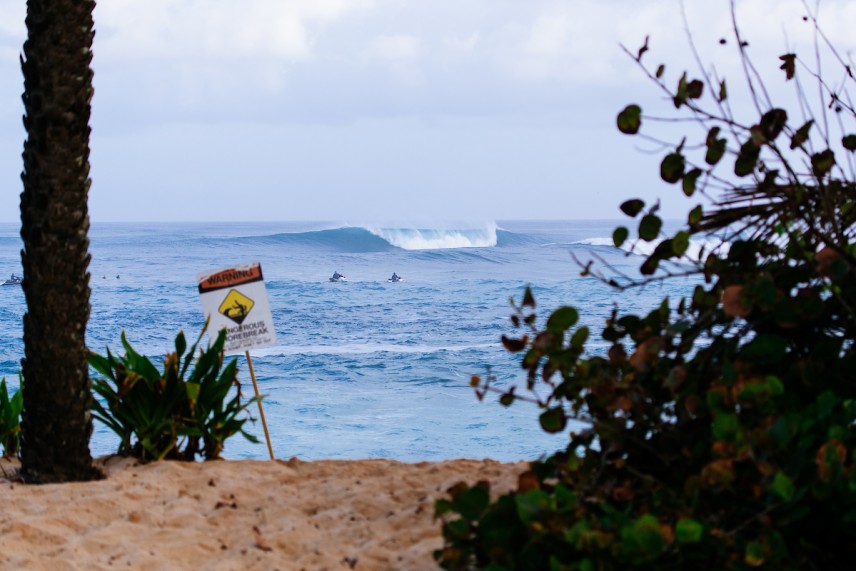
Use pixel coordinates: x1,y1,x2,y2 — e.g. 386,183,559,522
0,455,526,571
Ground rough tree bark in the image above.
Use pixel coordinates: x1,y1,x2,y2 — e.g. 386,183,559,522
19,0,101,483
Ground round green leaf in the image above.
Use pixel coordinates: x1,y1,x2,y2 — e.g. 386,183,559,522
676,519,704,543
617,104,642,134
771,472,795,502
547,306,579,333
686,79,704,99
843,134,856,151
638,214,662,241
811,149,836,178
620,199,646,217
760,108,788,141
539,407,567,433
452,485,490,521
660,152,685,184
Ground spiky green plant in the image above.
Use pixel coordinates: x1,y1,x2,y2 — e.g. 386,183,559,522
89,322,260,462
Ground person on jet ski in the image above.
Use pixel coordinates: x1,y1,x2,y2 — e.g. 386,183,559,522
332,271,343,280
391,272,399,282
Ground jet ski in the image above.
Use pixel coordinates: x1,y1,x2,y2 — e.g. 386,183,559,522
2,274,22,286
329,272,347,282
388,273,404,283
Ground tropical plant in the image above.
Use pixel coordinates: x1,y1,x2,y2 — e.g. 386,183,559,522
0,377,23,458
436,4,856,570
89,323,261,462
19,0,100,482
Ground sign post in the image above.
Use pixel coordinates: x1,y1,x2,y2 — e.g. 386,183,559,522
198,262,276,460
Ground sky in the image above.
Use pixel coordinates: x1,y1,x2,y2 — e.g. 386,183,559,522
0,0,854,223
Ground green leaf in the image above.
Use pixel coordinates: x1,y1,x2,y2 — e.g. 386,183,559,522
718,79,727,102
686,79,704,99
771,472,795,502
844,134,856,151
570,327,589,349
617,104,642,135
766,375,784,396
759,108,788,141
735,140,760,177
682,168,702,196
638,214,662,241
741,334,788,364
746,540,767,566
516,489,550,525
688,205,703,227
705,130,727,166
175,331,187,357
640,256,659,275
655,64,665,78
790,119,814,149
673,231,690,256
539,407,567,433
811,149,836,178
779,53,796,80
712,413,740,441
673,72,690,108
621,514,666,559
186,382,200,406
613,226,629,248
620,199,645,217
660,152,685,184
676,519,704,543
453,485,490,521
547,306,579,333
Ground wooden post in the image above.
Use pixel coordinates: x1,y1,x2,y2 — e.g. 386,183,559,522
245,350,274,460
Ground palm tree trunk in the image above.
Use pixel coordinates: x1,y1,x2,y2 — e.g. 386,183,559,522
19,0,101,482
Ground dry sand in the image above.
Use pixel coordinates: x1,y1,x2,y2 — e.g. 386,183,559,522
0,455,526,571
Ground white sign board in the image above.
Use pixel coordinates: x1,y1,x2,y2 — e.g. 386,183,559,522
198,262,277,355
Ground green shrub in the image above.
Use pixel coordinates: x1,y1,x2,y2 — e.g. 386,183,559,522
89,322,260,461
0,376,23,458
436,6,856,571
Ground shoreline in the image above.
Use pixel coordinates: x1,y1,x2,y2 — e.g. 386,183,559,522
0,455,526,570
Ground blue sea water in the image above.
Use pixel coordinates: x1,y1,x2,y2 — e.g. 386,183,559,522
0,220,699,462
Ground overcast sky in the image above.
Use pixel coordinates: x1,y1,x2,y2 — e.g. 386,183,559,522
0,0,853,223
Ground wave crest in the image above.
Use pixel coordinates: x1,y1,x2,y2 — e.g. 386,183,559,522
365,223,498,250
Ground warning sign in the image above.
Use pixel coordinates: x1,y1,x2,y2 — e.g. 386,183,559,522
198,262,277,355
218,290,255,325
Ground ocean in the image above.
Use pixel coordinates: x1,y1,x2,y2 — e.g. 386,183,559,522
0,220,698,462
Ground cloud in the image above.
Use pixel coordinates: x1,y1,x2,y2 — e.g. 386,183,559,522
94,0,375,63
442,32,480,53
363,34,421,62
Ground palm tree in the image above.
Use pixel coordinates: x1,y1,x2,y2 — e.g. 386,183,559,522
19,0,101,482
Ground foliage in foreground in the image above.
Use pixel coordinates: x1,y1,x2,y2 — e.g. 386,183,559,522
89,323,260,461
436,6,856,571
0,377,23,458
